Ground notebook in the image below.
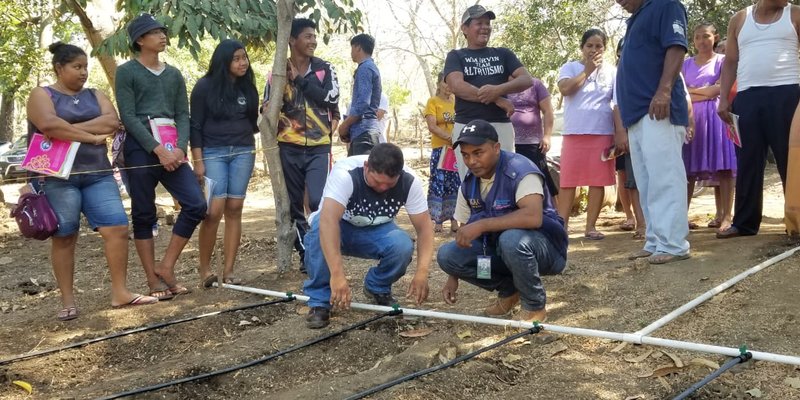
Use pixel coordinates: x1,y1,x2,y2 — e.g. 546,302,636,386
21,133,80,179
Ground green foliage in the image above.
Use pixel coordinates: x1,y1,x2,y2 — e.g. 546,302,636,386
387,83,411,108
95,0,362,60
683,0,753,52
495,0,619,92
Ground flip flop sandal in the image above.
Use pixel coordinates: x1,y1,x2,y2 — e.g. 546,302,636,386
584,230,605,240
628,249,653,260
433,224,443,233
688,222,700,230
168,284,191,296
149,287,175,301
707,219,721,228
57,306,79,321
113,294,158,308
156,275,192,296
223,276,243,285
632,231,645,240
648,253,691,265
202,274,218,288
620,220,635,231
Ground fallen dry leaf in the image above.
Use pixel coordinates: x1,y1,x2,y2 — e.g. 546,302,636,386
611,342,629,353
547,342,569,357
457,330,472,339
238,320,252,326
399,328,433,338
785,377,800,388
689,357,720,370
625,349,654,363
502,354,522,364
12,380,32,394
662,350,684,368
651,350,664,359
296,306,310,315
639,365,683,378
223,327,231,337
657,376,672,391
745,388,763,398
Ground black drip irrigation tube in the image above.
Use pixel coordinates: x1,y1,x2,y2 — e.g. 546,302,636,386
96,308,403,400
672,347,753,400
0,295,297,367
345,324,542,400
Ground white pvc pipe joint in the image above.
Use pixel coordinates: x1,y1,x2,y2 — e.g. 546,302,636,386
218,282,800,366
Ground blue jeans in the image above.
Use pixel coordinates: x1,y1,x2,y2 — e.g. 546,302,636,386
202,146,256,199
36,174,128,237
125,149,206,240
303,217,414,309
348,130,382,156
437,229,566,311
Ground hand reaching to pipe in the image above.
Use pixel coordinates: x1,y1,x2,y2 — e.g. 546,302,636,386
330,273,351,310
406,273,429,306
442,275,459,305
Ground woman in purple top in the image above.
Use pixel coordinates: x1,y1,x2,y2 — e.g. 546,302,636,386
682,23,736,232
509,78,558,202
26,43,157,320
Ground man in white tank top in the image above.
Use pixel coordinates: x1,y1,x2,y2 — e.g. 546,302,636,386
717,0,800,238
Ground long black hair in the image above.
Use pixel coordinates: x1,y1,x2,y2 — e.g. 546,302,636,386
204,39,258,121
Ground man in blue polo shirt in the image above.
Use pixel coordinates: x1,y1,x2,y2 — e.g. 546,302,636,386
616,0,691,264
338,33,382,156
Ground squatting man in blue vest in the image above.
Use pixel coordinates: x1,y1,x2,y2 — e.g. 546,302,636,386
437,120,568,322
302,143,434,329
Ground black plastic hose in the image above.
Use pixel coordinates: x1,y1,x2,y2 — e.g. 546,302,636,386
0,297,295,366
345,325,542,400
672,351,753,400
96,309,403,400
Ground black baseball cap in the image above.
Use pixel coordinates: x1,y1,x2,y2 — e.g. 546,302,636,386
461,5,496,25
453,119,499,148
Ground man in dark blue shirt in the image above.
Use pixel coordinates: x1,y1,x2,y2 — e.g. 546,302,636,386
616,0,691,264
338,34,382,156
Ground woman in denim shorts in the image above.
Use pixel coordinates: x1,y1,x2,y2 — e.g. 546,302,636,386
26,43,157,321
190,39,258,286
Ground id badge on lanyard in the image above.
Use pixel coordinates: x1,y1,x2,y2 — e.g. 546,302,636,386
477,234,491,279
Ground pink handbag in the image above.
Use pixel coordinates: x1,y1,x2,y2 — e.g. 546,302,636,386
11,191,59,240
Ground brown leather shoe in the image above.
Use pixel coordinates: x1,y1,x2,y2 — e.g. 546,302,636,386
484,293,520,316
516,307,547,323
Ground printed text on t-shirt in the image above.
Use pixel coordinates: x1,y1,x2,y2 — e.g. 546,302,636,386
463,56,505,76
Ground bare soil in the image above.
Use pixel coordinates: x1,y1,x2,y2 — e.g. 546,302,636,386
1,144,799,400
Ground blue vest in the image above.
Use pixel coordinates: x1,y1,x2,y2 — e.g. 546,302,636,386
462,151,568,259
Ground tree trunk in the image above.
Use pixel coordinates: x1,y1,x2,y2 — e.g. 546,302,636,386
0,93,15,143
258,0,296,273
67,0,120,93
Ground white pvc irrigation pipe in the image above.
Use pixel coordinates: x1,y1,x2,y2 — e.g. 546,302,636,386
218,283,800,366
635,245,800,337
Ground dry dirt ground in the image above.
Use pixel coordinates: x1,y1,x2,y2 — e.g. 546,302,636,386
1,144,799,400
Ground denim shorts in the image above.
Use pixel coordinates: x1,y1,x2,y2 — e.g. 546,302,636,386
202,146,256,199
35,173,128,237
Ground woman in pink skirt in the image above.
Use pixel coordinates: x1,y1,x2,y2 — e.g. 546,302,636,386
683,23,736,232
556,28,617,240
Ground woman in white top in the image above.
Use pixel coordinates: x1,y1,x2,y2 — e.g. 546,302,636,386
556,28,617,240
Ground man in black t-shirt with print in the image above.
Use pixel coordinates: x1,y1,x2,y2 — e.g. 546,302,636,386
443,4,534,179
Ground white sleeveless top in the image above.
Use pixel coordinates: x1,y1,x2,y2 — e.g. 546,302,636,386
738,4,800,91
